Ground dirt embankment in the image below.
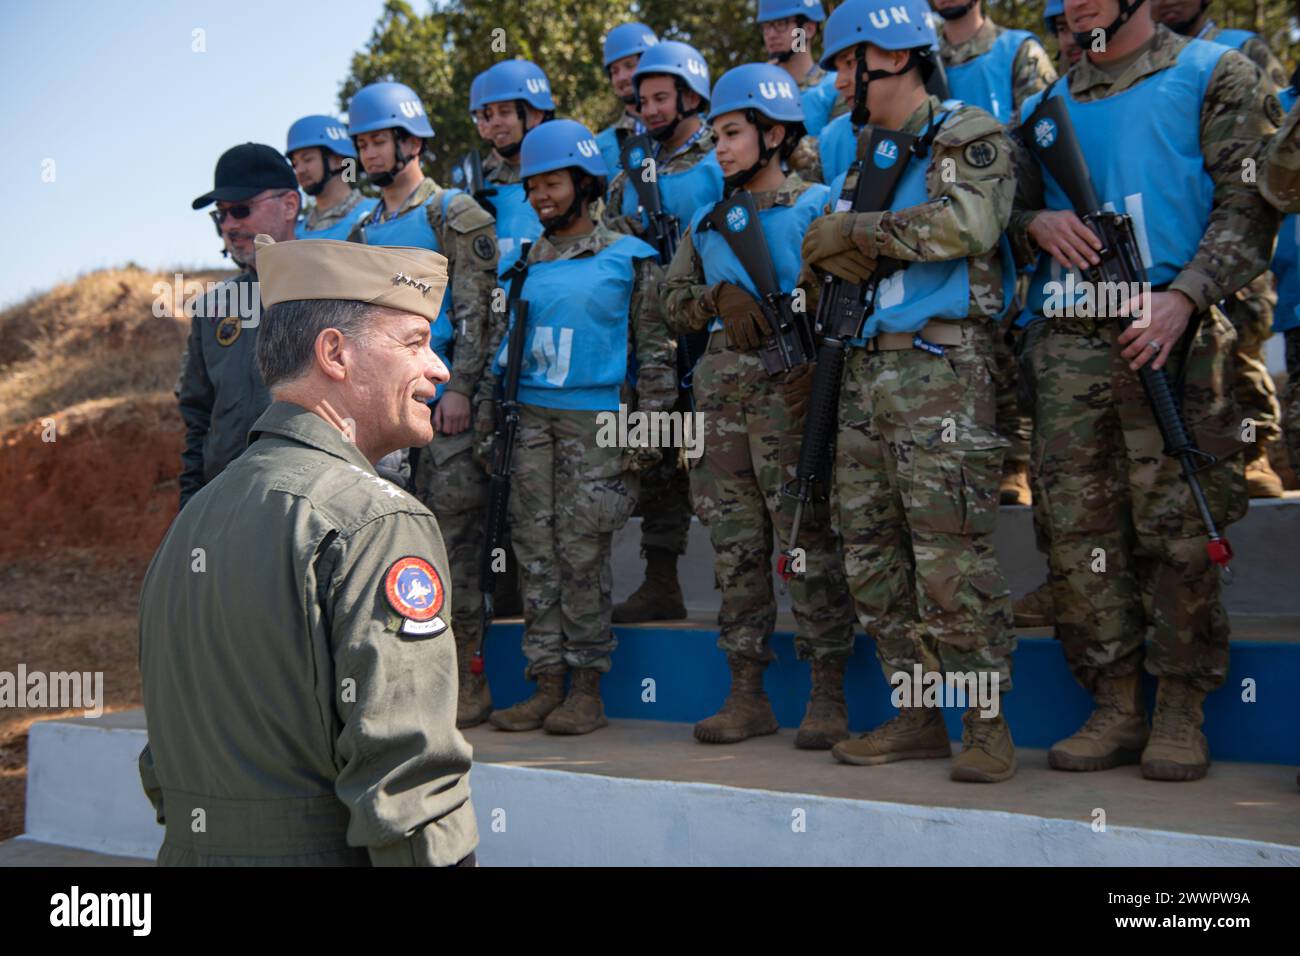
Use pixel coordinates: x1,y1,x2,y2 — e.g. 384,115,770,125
0,266,230,840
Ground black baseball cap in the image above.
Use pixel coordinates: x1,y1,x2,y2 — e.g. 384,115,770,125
192,143,298,209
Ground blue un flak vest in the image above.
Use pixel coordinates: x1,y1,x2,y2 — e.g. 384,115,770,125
492,235,658,411
826,112,978,341
1206,28,1254,50
596,124,627,177
359,188,461,402
818,112,859,190
493,181,544,276
620,148,725,230
945,29,1035,125
294,196,377,241
1271,86,1300,333
1019,40,1227,325
801,71,841,137
689,184,832,333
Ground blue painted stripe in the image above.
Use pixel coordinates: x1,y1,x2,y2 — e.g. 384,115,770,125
482,625,1300,765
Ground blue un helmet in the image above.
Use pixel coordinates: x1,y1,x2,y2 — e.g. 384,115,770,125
603,22,658,68
469,70,489,114
519,119,608,231
347,82,433,187
286,115,356,159
479,59,557,113
820,0,937,123
633,40,712,106
1044,0,1065,31
757,0,826,23
708,63,806,190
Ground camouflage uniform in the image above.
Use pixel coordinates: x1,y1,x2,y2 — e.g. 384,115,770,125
829,97,1017,688
302,188,369,233
349,178,499,670
663,174,856,663
482,149,522,187
942,17,1058,476
1199,20,1288,89
1261,95,1300,476
480,224,675,676
604,129,720,559
1009,26,1276,692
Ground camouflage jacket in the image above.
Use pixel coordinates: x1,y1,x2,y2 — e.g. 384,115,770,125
303,187,368,232
1199,19,1287,90
940,16,1058,120
832,97,1016,322
1262,95,1300,213
603,124,718,239
479,221,676,415
664,172,820,333
348,177,499,398
483,149,523,186
1010,25,1281,311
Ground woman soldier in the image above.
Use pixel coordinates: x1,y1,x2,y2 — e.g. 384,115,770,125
477,119,676,735
664,63,857,748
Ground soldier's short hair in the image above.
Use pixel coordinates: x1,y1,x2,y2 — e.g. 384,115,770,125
257,298,377,390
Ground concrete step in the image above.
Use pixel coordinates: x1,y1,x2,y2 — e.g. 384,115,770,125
16,710,1299,866
613,494,1300,618
0,836,152,867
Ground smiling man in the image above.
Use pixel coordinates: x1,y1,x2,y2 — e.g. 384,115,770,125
180,143,300,508
139,237,478,866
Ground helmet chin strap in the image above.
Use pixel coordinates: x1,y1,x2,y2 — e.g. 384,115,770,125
303,147,339,197
935,1,975,20
535,170,592,234
851,44,920,127
366,132,414,188
641,79,701,143
723,110,781,193
1073,0,1148,51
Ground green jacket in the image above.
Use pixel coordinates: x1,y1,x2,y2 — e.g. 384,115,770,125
138,401,478,866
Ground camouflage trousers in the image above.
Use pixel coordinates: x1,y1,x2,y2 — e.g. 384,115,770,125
628,389,695,556
1023,310,1248,694
509,404,639,678
1286,328,1300,473
413,429,486,652
688,334,856,663
1222,273,1281,456
994,322,1033,466
833,321,1015,688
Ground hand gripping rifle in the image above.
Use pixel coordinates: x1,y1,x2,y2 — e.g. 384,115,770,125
699,190,814,375
451,150,498,217
621,133,706,410
1015,95,1233,573
778,126,919,580
475,243,532,678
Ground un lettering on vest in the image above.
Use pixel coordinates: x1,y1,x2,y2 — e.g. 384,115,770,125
529,326,574,386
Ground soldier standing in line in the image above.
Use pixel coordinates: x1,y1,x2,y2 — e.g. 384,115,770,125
286,115,376,241
595,23,658,177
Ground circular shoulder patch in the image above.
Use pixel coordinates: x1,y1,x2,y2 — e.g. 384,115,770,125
473,234,497,261
963,141,999,169
383,556,444,621
215,315,241,347
1265,93,1285,128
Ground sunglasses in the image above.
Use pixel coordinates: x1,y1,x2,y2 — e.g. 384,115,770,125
209,191,291,227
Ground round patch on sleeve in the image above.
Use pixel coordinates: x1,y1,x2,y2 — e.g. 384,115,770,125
473,234,497,261
963,141,999,169
383,556,444,621
1265,94,1285,128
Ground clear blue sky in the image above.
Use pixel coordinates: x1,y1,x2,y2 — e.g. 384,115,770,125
0,0,390,308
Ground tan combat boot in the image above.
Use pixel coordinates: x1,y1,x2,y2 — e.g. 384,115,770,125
1141,677,1210,781
1013,581,1056,628
455,637,492,729
489,672,566,732
999,460,1032,506
1048,672,1148,771
795,657,849,750
951,710,1017,782
1245,453,1285,498
612,547,687,623
543,668,609,735
694,655,780,744
831,706,950,765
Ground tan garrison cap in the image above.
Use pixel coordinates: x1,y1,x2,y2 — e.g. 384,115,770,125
253,235,449,324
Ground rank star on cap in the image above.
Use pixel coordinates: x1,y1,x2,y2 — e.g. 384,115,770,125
392,272,433,296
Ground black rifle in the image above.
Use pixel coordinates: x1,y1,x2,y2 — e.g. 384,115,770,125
1015,95,1233,572
699,191,814,375
450,150,497,216
620,133,706,409
778,126,919,580
476,243,533,677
